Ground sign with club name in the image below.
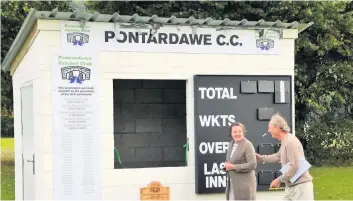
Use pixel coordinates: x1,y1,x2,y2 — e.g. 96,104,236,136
193,75,292,194
61,21,281,55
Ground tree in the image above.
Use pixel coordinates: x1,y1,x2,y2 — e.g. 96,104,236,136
85,1,353,122
1,1,70,137
1,1,352,165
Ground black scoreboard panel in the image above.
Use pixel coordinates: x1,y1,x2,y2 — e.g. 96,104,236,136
194,75,292,194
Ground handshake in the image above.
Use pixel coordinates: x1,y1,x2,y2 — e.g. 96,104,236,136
223,153,263,171
224,152,282,189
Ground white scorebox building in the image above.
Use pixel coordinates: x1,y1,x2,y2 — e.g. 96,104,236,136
1,8,312,200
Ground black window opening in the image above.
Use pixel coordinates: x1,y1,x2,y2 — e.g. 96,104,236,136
113,79,187,169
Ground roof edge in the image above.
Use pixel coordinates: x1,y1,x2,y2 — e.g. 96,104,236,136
2,8,38,72
1,8,314,72
298,22,314,34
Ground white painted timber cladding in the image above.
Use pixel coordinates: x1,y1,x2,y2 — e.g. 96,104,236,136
13,20,298,200
12,32,43,200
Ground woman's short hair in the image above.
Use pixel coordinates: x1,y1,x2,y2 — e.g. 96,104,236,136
229,122,247,136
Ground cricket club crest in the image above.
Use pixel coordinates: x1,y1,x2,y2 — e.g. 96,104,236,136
67,32,89,46
61,66,91,84
256,38,275,51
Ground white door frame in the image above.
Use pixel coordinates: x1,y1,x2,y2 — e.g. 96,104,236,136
20,81,35,200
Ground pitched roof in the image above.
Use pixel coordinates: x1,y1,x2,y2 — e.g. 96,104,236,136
1,8,314,71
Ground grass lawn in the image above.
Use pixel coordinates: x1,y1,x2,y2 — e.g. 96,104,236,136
1,158,15,200
311,166,353,200
1,138,14,150
1,138,15,200
1,138,353,200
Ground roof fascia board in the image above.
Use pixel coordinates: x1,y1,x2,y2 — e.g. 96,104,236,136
2,8,38,71
9,21,39,75
282,29,298,39
37,19,61,31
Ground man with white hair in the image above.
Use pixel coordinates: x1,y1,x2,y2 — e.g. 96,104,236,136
256,113,314,201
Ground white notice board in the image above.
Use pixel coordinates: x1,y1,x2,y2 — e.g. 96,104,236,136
52,49,101,200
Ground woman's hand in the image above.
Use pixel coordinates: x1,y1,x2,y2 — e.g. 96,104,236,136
224,161,236,171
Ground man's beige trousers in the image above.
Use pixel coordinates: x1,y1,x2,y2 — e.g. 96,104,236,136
284,181,314,201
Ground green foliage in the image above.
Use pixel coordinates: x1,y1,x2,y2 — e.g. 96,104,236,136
1,113,14,138
292,1,353,125
298,115,353,166
1,1,70,138
1,1,71,112
1,1,352,165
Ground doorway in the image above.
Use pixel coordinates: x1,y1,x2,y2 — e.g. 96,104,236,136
20,83,35,200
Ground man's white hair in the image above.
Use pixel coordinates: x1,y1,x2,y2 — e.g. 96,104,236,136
270,113,290,133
